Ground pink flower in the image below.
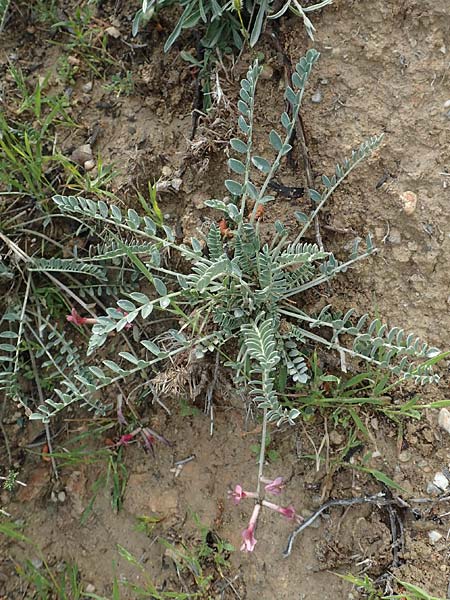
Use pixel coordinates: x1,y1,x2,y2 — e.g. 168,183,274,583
278,505,299,521
228,484,258,505
241,503,261,552
262,500,302,523
117,433,135,446
66,308,97,326
262,476,285,495
229,484,245,505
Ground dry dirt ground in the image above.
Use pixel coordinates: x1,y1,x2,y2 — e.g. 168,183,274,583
1,0,450,598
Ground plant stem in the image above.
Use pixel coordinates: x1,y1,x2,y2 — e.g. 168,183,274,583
256,407,268,497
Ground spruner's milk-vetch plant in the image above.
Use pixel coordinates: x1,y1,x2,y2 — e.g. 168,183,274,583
27,49,441,548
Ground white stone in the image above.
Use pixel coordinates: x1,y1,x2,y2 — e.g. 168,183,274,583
432,471,449,490
438,408,450,434
428,530,443,545
400,190,417,215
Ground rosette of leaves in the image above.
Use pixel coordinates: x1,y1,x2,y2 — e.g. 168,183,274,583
31,49,441,423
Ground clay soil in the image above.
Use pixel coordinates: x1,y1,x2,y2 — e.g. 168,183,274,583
1,0,450,598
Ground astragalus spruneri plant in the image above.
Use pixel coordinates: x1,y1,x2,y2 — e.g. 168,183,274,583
35,49,439,424
29,48,441,550
29,51,440,539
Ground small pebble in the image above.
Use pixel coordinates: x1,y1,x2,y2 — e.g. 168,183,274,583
84,159,96,172
428,530,442,545
427,482,442,496
432,471,449,490
260,65,274,80
311,90,322,103
444,99,450,109
398,451,410,463
67,55,80,66
85,583,96,593
30,558,43,569
82,81,93,93
388,228,401,244
438,407,450,435
57,491,66,502
71,144,93,166
105,26,120,38
329,430,344,445
400,190,417,215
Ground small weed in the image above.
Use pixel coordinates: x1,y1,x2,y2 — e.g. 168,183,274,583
0,71,74,205
0,0,10,32
341,573,446,600
118,515,234,598
135,514,164,536
136,182,164,227
0,521,84,599
250,431,280,463
57,55,79,85
104,71,135,98
51,5,117,78
107,449,128,513
80,446,128,524
179,398,202,417
281,352,450,428
31,0,59,26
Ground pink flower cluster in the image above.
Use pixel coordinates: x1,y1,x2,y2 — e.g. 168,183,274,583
228,477,302,553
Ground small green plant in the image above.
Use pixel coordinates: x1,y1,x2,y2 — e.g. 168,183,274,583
31,0,59,25
104,71,135,98
0,521,85,599
51,5,116,78
341,573,447,600
118,517,234,598
0,0,10,32
1,469,20,491
133,0,332,49
136,182,164,227
0,68,74,205
282,352,450,428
